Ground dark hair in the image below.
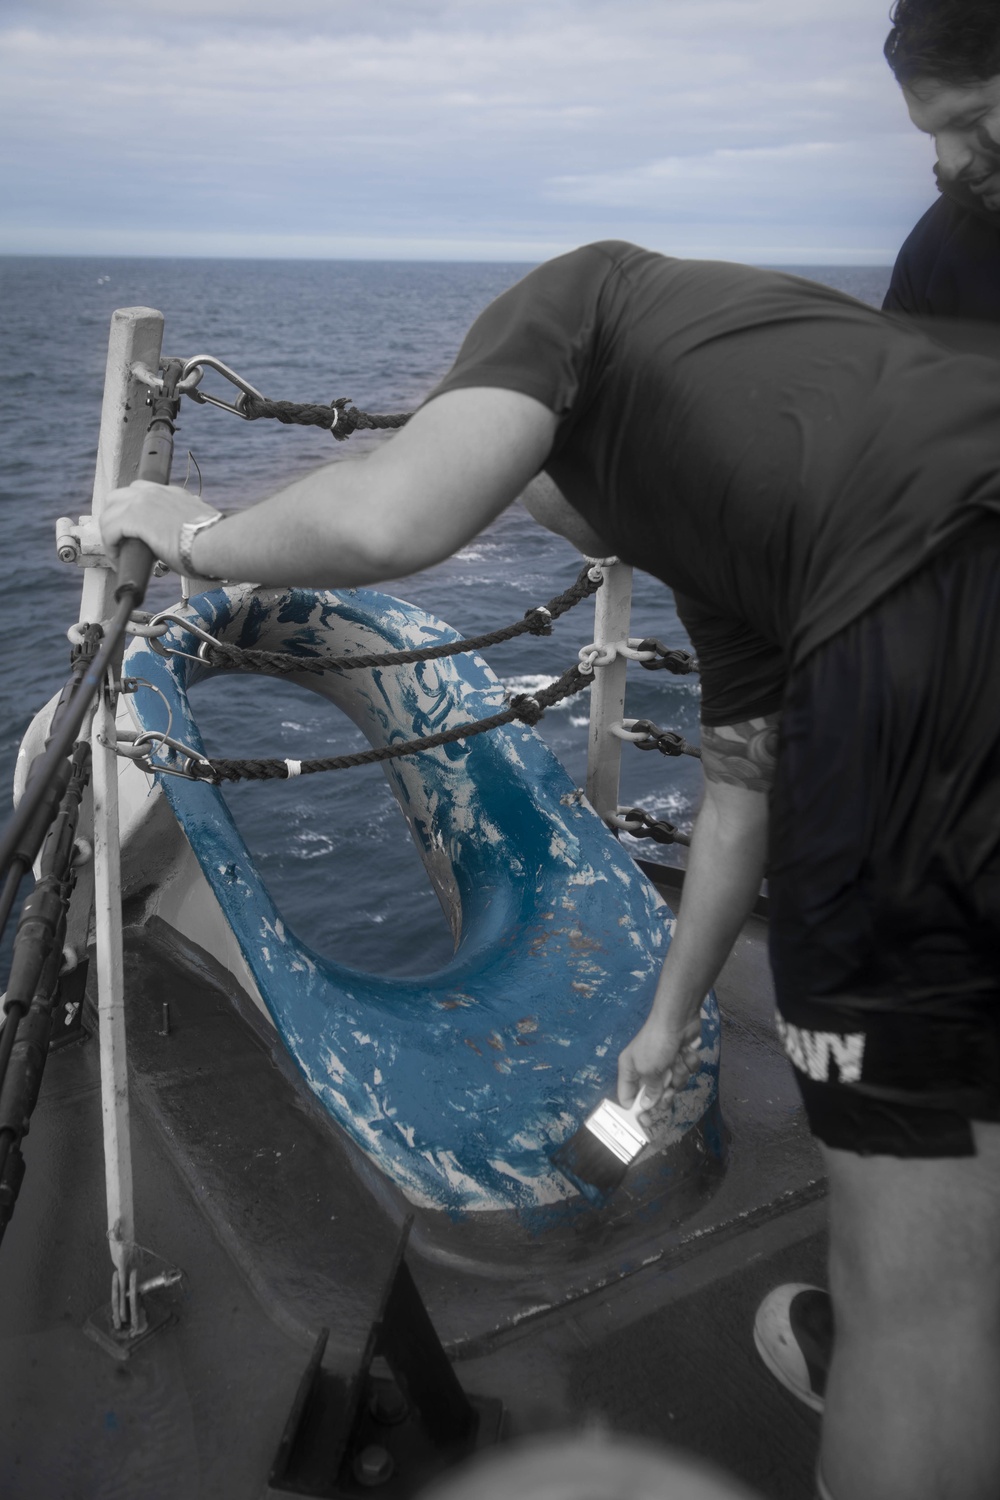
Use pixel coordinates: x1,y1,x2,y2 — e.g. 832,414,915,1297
884,0,1000,86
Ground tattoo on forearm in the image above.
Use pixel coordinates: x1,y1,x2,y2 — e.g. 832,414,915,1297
700,714,780,792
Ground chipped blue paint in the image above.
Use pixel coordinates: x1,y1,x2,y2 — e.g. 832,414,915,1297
124,585,720,1213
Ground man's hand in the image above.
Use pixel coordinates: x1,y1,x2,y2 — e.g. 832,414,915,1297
618,1010,703,1120
614,712,778,1130
100,481,222,574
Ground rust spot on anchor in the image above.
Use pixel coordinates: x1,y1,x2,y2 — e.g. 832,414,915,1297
515,1018,539,1046
567,929,602,954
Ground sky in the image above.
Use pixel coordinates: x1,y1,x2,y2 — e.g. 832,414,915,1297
0,0,939,263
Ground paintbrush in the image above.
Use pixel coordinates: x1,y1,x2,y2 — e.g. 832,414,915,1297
552,1085,654,1204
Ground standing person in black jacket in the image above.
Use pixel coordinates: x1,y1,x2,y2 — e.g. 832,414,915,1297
883,0,1000,319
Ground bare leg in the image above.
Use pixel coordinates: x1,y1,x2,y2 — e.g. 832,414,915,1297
820,1122,1000,1500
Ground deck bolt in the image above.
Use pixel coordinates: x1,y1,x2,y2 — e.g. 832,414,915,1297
353,1444,394,1487
369,1382,408,1425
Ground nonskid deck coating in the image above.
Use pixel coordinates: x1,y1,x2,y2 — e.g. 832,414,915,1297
0,886,826,1499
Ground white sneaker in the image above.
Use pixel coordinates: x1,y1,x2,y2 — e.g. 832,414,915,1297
753,1282,831,1413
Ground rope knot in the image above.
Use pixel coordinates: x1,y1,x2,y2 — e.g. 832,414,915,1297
523,605,553,636
510,694,544,725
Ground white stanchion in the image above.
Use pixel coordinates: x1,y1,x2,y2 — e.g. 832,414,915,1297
86,308,165,1322
584,559,633,821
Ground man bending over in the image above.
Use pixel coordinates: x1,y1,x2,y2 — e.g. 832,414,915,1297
103,241,1000,1500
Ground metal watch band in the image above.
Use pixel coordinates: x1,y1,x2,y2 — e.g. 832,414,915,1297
178,512,225,578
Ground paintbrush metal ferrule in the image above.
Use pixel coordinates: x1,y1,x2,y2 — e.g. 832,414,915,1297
583,1097,649,1165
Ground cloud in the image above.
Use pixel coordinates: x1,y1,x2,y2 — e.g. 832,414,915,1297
548,134,929,214
0,0,937,261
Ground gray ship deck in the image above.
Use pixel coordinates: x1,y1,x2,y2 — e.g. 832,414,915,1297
0,868,825,1500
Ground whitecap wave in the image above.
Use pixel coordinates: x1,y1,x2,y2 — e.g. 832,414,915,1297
292,830,336,861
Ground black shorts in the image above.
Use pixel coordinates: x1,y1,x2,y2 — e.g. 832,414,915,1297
768,518,1000,1157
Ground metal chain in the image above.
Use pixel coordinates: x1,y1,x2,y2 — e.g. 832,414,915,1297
611,806,692,848
624,719,701,759
634,639,699,674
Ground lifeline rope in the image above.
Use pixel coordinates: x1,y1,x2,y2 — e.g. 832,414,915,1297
187,663,590,783
240,393,411,442
175,565,603,676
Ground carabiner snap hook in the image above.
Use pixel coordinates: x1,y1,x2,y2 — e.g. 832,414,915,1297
180,355,266,418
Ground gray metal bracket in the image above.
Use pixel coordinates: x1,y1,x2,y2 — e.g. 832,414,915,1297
269,1218,504,1497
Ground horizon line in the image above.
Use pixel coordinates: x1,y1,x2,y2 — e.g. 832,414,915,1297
0,248,897,268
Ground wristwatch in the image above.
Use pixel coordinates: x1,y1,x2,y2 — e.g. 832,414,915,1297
178,512,225,578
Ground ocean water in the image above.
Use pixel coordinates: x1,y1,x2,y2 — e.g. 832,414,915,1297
0,257,891,979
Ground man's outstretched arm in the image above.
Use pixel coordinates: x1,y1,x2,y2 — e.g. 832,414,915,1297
99,387,558,587
617,713,778,1110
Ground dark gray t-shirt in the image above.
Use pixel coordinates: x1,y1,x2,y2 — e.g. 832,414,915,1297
430,240,1000,723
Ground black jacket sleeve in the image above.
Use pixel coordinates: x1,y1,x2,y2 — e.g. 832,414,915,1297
883,190,1000,321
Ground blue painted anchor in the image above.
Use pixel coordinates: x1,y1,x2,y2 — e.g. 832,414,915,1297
122,584,720,1218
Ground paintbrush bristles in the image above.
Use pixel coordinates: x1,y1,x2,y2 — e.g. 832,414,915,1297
583,1098,649,1164
551,1088,653,1203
